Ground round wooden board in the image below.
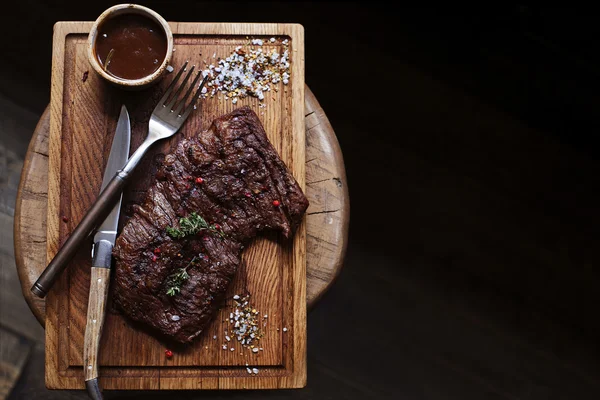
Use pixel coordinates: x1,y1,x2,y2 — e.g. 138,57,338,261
14,86,349,326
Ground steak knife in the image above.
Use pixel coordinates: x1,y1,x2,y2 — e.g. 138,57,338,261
83,105,130,400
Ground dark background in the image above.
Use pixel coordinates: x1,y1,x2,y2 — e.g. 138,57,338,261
1,2,600,399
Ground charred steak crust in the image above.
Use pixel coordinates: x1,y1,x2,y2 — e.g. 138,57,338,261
112,107,309,343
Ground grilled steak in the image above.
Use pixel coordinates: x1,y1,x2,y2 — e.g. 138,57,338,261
112,107,308,343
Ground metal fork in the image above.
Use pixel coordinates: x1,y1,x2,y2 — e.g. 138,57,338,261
31,62,207,298
122,61,207,177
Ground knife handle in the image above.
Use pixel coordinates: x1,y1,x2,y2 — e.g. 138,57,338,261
83,241,112,398
31,172,128,298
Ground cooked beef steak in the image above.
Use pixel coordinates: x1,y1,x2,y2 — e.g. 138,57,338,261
112,107,309,343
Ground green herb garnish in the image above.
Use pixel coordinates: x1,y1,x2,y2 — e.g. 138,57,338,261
166,256,195,296
166,212,225,239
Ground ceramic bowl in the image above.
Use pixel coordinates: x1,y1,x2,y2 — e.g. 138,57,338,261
87,4,173,90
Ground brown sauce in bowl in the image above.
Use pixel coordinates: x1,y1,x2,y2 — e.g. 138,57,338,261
95,13,168,80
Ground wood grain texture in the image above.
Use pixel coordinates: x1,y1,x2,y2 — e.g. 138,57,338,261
82,267,110,382
14,99,51,328
304,89,349,305
14,84,348,324
42,21,308,390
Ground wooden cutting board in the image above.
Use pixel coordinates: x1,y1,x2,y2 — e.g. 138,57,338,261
45,22,305,390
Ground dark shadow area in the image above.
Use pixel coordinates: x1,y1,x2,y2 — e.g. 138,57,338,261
2,2,600,399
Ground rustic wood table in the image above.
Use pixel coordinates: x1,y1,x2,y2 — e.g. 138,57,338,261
14,86,349,326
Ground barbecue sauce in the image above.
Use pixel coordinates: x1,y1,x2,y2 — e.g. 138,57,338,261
94,13,168,80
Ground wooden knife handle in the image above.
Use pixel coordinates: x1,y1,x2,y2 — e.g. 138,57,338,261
31,172,127,298
83,267,111,383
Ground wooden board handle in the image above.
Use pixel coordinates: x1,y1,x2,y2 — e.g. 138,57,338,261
83,267,111,383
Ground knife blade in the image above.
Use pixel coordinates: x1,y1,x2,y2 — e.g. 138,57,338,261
93,105,131,246
83,105,130,400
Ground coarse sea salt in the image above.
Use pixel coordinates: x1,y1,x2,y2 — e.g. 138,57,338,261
198,43,290,102
225,294,265,350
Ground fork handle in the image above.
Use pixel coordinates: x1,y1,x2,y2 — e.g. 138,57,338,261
31,137,155,298
31,172,128,298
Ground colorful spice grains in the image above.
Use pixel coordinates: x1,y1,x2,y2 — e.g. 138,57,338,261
200,37,290,103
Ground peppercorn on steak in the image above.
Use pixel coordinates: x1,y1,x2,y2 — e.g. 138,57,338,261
112,107,309,343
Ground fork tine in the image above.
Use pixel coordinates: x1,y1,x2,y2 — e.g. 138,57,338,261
165,65,195,111
173,70,204,116
155,61,188,111
180,75,209,120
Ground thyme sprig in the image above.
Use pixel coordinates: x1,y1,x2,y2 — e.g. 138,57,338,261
166,256,196,296
166,212,225,239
